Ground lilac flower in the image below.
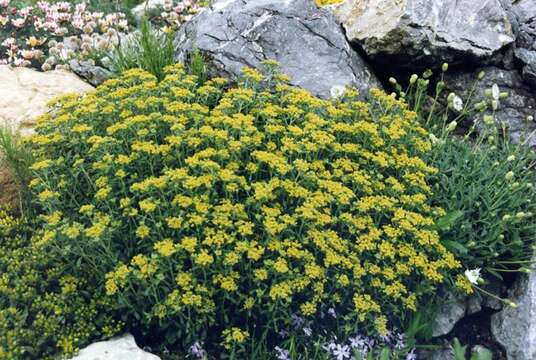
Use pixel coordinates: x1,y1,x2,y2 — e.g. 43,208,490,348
275,346,290,360
278,329,289,339
189,341,206,359
291,313,305,327
328,307,337,318
349,335,366,349
406,348,417,360
322,341,336,352
378,330,392,344
332,344,351,360
303,326,312,336
395,333,406,349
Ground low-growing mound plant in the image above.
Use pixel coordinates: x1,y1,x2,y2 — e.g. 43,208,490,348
28,63,465,358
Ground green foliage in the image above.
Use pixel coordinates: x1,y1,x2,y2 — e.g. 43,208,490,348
0,127,34,212
107,18,175,80
450,338,467,360
0,208,122,359
188,48,209,86
399,68,536,278
28,63,459,357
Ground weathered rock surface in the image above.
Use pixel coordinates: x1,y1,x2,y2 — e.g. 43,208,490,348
70,334,160,360
332,0,515,68
444,67,536,147
0,65,93,135
512,0,536,88
432,293,466,337
512,0,536,50
175,0,380,99
491,265,536,360
69,59,113,87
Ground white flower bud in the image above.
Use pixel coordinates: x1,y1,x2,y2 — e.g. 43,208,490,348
409,74,418,84
505,171,514,180
446,121,458,132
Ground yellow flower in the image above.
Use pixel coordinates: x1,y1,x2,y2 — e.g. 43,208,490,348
195,251,214,266
154,239,176,257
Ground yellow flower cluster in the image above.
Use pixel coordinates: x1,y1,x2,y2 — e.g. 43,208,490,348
0,208,122,359
29,64,461,346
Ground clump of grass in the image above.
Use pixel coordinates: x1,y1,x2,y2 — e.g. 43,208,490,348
188,48,208,86
107,18,175,80
395,66,536,281
0,126,34,213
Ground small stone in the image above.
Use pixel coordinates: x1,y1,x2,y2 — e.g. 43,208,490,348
417,348,452,360
69,334,160,360
69,59,113,87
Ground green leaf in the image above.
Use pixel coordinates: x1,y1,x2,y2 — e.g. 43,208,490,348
443,240,469,255
436,210,464,230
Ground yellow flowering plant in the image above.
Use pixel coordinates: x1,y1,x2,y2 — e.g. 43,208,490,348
29,63,461,356
0,207,122,359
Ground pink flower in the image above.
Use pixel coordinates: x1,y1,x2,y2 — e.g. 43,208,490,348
11,18,25,27
0,0,10,8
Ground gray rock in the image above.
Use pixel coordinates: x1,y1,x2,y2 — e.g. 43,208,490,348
444,67,536,147
332,0,515,68
432,293,466,337
69,59,113,87
69,333,160,360
514,48,536,88
175,0,380,99
467,293,483,315
491,266,536,360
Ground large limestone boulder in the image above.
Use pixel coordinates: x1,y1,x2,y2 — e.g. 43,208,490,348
0,65,94,136
70,334,160,360
332,0,515,68
444,67,536,147
175,0,380,99
491,264,536,360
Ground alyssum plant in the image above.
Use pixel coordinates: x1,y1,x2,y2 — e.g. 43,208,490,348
27,62,467,358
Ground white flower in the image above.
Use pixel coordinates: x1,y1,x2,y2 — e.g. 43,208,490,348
491,84,500,100
449,94,463,112
332,344,351,360
465,268,481,285
330,85,346,99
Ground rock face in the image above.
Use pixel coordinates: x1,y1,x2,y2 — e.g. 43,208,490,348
332,0,515,68
491,266,536,360
512,0,536,88
0,65,94,135
444,67,536,147
175,0,380,99
70,334,160,360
